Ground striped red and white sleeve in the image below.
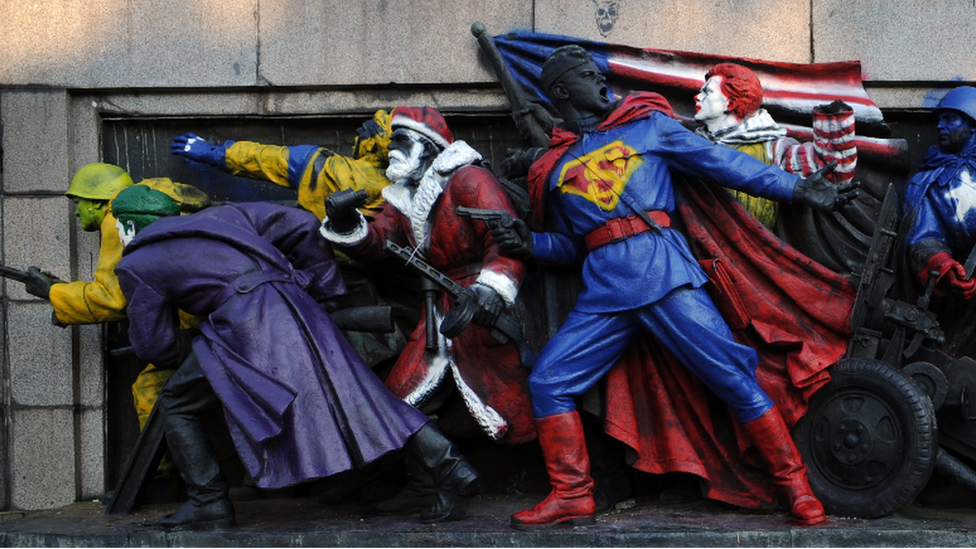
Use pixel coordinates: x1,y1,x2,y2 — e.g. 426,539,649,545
770,104,857,183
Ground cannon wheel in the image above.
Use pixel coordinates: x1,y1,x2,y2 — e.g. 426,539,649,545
793,357,937,518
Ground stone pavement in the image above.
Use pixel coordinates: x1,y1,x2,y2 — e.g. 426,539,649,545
2,491,976,547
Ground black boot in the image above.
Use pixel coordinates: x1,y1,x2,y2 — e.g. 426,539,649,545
369,456,436,515
158,423,235,530
405,423,480,523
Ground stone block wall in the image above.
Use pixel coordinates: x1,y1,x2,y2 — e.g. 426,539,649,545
0,0,973,510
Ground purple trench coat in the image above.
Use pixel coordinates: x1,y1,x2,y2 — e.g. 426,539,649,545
116,202,428,489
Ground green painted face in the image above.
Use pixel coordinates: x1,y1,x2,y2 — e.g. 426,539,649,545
72,197,108,232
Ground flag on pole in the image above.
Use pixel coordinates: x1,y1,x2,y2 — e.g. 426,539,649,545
493,30,888,133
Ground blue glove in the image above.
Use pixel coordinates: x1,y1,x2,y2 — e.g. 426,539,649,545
170,133,234,168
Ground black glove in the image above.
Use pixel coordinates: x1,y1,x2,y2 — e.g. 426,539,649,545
490,216,535,259
25,267,62,300
792,161,860,212
498,147,547,180
440,284,504,338
467,284,503,327
325,189,367,233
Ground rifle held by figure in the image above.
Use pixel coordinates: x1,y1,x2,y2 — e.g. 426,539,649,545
383,240,538,367
0,265,64,301
0,265,30,283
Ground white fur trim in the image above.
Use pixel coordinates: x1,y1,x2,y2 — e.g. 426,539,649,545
475,270,519,306
391,117,451,149
399,306,510,441
380,183,412,211
380,141,482,247
431,141,482,175
319,214,368,245
401,310,453,407
451,362,509,441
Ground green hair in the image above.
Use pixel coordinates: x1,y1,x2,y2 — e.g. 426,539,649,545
112,185,181,233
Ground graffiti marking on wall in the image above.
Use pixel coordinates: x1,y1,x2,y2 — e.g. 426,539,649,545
592,0,620,37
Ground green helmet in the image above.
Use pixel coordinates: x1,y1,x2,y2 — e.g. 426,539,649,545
66,163,134,200
112,186,182,234
112,185,181,217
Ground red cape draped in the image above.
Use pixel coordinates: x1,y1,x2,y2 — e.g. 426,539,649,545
528,92,856,507
604,179,855,507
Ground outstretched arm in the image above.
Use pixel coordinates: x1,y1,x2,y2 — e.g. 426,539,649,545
655,113,859,211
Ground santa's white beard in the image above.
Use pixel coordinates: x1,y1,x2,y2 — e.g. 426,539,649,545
386,143,425,183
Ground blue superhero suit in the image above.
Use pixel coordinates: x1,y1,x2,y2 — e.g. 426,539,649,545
903,139,976,274
526,95,800,422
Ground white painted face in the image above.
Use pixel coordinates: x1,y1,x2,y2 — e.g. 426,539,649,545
116,219,137,247
385,129,428,183
694,76,730,126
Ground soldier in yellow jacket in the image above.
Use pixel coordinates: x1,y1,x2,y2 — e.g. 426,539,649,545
25,163,210,429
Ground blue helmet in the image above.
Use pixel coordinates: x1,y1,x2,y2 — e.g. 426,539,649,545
935,86,976,123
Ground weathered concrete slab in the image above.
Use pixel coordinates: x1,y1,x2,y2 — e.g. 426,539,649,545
535,0,812,63
0,407,6,510
10,408,75,510
2,197,72,301
814,1,976,86
89,89,510,119
79,408,105,501
3,0,972,94
257,0,531,86
68,95,104,174
0,0,258,87
6,301,73,406
1,90,69,194
78,324,104,408
2,495,976,547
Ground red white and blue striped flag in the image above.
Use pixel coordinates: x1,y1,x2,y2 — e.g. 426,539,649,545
492,30,886,132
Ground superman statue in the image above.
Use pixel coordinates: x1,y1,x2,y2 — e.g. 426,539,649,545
491,45,860,530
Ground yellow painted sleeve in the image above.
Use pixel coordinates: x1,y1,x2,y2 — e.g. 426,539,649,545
224,141,293,188
48,213,128,325
297,154,390,221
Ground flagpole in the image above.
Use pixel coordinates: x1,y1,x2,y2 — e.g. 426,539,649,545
471,22,551,148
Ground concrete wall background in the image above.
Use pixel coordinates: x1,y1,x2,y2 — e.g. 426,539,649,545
0,0,973,510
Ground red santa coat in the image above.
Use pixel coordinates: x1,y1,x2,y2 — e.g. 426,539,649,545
326,141,534,444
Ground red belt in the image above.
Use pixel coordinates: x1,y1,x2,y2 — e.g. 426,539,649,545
584,211,671,250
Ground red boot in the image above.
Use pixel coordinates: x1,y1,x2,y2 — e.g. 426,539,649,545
511,411,596,530
741,407,827,526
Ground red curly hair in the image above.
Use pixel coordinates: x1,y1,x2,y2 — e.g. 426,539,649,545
704,63,763,120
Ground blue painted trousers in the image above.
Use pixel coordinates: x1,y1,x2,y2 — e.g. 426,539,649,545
528,284,773,422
